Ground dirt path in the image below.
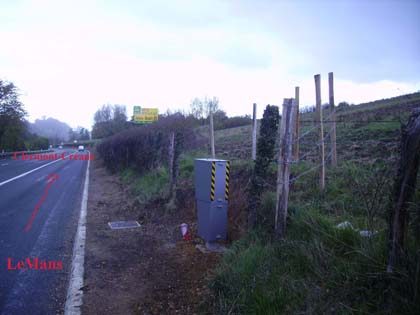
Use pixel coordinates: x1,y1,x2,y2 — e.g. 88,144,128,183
82,158,220,315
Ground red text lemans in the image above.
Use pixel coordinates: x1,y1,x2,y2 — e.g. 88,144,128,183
13,152,94,161
7,258,63,270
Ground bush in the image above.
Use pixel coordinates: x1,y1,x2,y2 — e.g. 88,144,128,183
215,115,252,130
25,135,49,150
97,113,199,174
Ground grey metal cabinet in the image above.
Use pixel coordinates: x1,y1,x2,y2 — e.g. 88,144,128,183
194,159,230,241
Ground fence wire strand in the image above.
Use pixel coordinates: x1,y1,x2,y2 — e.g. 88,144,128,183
290,151,333,184
269,106,391,189
292,111,335,144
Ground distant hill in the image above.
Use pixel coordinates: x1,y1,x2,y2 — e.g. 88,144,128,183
27,117,71,142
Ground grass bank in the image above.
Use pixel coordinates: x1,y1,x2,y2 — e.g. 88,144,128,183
206,159,420,315
208,209,419,314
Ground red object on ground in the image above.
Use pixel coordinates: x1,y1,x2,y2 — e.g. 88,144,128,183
181,223,191,240
183,231,191,241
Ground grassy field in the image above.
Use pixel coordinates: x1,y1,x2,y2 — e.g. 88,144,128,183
337,92,420,115
211,93,412,164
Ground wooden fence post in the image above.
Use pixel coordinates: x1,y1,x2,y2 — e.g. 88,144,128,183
387,109,420,274
275,98,296,240
252,103,257,161
210,111,215,158
169,131,175,195
293,87,300,161
315,74,325,191
329,72,337,166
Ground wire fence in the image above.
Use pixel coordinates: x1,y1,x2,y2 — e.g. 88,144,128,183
277,106,404,192
271,103,395,189
263,111,336,189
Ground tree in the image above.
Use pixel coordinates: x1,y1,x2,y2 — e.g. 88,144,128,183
29,136,49,150
190,98,204,119
112,105,128,134
213,110,228,130
68,127,90,141
204,96,219,118
68,129,76,141
190,96,220,119
78,128,90,140
248,105,280,229
113,105,127,122
0,80,27,151
92,104,128,139
92,121,113,139
94,104,112,123
21,126,49,150
0,125,25,150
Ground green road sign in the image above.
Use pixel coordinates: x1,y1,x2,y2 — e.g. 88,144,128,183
133,106,142,115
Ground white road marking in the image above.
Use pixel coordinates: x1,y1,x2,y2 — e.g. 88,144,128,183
1,163,8,166
64,156,90,315
0,152,74,187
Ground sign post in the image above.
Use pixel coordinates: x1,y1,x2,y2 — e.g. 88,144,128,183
133,107,159,124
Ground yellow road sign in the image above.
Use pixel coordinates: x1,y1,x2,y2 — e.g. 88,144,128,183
133,107,159,124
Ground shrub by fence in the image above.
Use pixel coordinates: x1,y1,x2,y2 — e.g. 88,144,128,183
97,113,200,174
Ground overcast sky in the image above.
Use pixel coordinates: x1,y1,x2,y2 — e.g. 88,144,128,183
1,0,419,129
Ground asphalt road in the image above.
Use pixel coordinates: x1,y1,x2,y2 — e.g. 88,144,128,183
0,149,89,315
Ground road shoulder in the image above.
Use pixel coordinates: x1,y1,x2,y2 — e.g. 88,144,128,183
83,158,220,314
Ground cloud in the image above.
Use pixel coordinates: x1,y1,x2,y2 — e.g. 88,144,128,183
0,0,419,128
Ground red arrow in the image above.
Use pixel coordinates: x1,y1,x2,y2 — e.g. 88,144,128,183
25,173,58,232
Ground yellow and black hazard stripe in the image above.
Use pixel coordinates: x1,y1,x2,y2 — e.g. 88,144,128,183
225,161,230,200
210,161,216,201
